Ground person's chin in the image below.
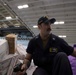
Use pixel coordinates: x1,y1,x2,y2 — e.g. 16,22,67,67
45,32,50,36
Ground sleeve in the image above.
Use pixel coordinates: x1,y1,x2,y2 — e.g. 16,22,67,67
60,38,74,55
26,39,35,54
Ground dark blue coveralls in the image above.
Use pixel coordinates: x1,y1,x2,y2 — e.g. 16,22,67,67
26,33,73,75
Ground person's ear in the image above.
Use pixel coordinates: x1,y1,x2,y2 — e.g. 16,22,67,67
38,25,41,29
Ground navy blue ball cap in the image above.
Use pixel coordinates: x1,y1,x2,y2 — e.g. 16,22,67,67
38,16,56,25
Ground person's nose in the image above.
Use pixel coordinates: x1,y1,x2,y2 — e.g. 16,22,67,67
47,25,51,31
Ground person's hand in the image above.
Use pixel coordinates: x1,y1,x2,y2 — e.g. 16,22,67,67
21,64,27,71
16,64,27,75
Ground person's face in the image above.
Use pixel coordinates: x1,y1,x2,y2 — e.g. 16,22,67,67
38,22,51,36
